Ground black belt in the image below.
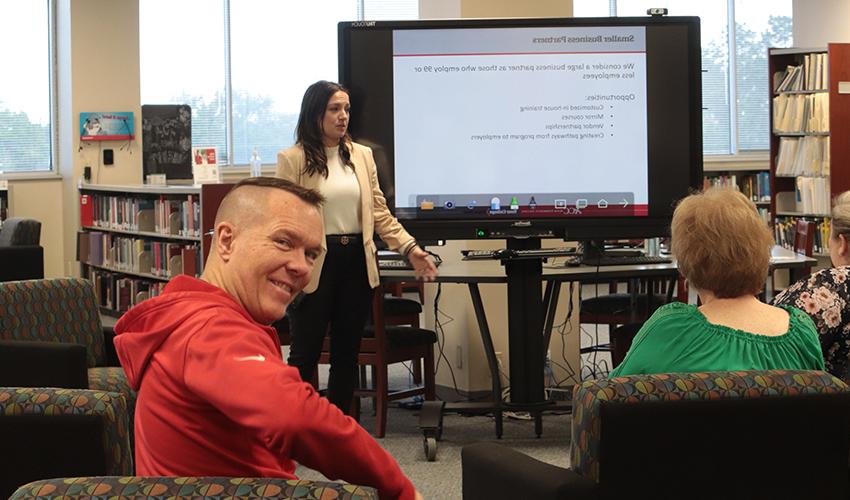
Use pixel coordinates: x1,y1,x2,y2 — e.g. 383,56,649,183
326,234,361,246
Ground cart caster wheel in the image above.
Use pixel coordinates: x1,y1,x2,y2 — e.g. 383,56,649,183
424,436,438,461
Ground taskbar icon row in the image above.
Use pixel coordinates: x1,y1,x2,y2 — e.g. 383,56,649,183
417,194,633,212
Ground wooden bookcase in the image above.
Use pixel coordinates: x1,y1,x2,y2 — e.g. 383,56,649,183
702,164,771,225
769,43,850,256
77,183,231,316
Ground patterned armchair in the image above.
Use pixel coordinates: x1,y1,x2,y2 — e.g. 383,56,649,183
0,387,133,499
0,217,41,246
462,370,850,500
0,279,136,424
10,477,378,499
0,217,43,282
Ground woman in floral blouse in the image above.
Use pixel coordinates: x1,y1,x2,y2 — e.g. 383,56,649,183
773,191,850,380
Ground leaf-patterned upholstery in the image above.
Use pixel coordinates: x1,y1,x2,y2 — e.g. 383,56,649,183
571,370,850,482
0,279,136,427
10,476,378,499
0,387,133,497
0,278,105,367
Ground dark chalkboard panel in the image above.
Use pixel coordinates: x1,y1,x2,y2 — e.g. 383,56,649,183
141,104,192,183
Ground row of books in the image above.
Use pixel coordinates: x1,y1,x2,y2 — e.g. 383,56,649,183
774,216,831,255
775,136,830,177
757,207,771,226
772,93,830,133
77,231,199,278
773,53,829,92
154,196,201,238
795,176,831,216
80,193,201,238
702,172,770,203
89,268,168,313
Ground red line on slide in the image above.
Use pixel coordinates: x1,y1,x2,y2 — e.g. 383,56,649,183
393,51,646,57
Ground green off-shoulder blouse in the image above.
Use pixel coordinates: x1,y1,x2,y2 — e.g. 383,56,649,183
609,302,825,377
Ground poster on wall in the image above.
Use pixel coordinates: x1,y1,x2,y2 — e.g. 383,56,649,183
192,146,221,184
141,104,193,184
79,112,134,141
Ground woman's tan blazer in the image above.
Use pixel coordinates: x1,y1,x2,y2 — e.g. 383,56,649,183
276,141,415,293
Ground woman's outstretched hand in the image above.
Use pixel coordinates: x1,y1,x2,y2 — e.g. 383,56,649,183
408,246,438,281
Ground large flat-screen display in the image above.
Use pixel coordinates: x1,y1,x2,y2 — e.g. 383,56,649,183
338,16,703,241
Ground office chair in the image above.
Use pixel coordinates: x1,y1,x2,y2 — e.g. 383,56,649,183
579,272,677,368
793,219,816,273
0,217,43,281
322,286,437,438
770,219,816,296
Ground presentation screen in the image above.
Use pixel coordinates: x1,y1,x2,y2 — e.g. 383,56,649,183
339,16,703,240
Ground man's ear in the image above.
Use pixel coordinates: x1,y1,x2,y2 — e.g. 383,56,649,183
215,222,237,262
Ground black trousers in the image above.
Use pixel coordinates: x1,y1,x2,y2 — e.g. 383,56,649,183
287,239,373,414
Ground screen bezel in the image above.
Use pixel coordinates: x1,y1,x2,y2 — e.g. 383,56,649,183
338,16,703,241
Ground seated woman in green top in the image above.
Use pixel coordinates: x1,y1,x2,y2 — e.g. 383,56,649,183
610,188,824,377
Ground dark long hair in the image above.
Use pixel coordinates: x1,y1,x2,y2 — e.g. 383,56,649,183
295,80,354,178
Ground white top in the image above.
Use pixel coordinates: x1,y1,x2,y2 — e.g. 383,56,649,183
318,146,362,235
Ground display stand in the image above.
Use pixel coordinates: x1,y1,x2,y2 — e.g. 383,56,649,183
418,237,571,460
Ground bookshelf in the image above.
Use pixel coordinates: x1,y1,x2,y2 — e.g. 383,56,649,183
77,183,232,316
769,44,850,257
703,165,771,224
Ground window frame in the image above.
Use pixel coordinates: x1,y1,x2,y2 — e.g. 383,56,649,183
1,0,59,179
583,0,787,165
149,0,412,171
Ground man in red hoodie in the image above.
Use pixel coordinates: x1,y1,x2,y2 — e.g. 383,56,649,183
114,177,419,500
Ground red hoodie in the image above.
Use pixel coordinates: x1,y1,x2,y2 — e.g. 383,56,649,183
114,275,415,500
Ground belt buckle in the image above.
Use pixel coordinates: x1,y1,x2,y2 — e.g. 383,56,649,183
340,235,351,245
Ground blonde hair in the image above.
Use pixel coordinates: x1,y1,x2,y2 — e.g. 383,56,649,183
671,188,774,298
832,191,850,237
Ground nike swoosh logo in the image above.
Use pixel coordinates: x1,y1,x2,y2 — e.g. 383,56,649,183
234,355,266,362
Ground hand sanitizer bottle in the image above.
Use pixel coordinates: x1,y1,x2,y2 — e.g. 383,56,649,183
250,148,262,177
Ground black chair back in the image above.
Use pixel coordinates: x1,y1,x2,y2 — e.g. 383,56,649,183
0,415,106,498
0,340,88,388
598,393,850,499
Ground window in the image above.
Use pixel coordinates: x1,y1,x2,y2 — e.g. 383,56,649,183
0,1,53,173
573,0,793,155
141,0,418,167
140,1,227,162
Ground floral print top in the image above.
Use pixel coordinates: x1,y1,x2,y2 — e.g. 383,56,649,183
773,266,850,380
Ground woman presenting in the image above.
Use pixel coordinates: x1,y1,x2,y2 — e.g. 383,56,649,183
277,80,437,414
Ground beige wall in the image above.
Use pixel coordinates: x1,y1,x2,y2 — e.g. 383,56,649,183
9,0,141,278
461,0,571,18
422,0,572,19
793,0,850,46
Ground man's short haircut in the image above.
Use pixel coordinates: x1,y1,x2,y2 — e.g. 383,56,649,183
214,177,325,229
231,176,325,206
672,187,774,298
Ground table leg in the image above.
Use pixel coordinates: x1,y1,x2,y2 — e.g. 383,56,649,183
468,283,503,438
